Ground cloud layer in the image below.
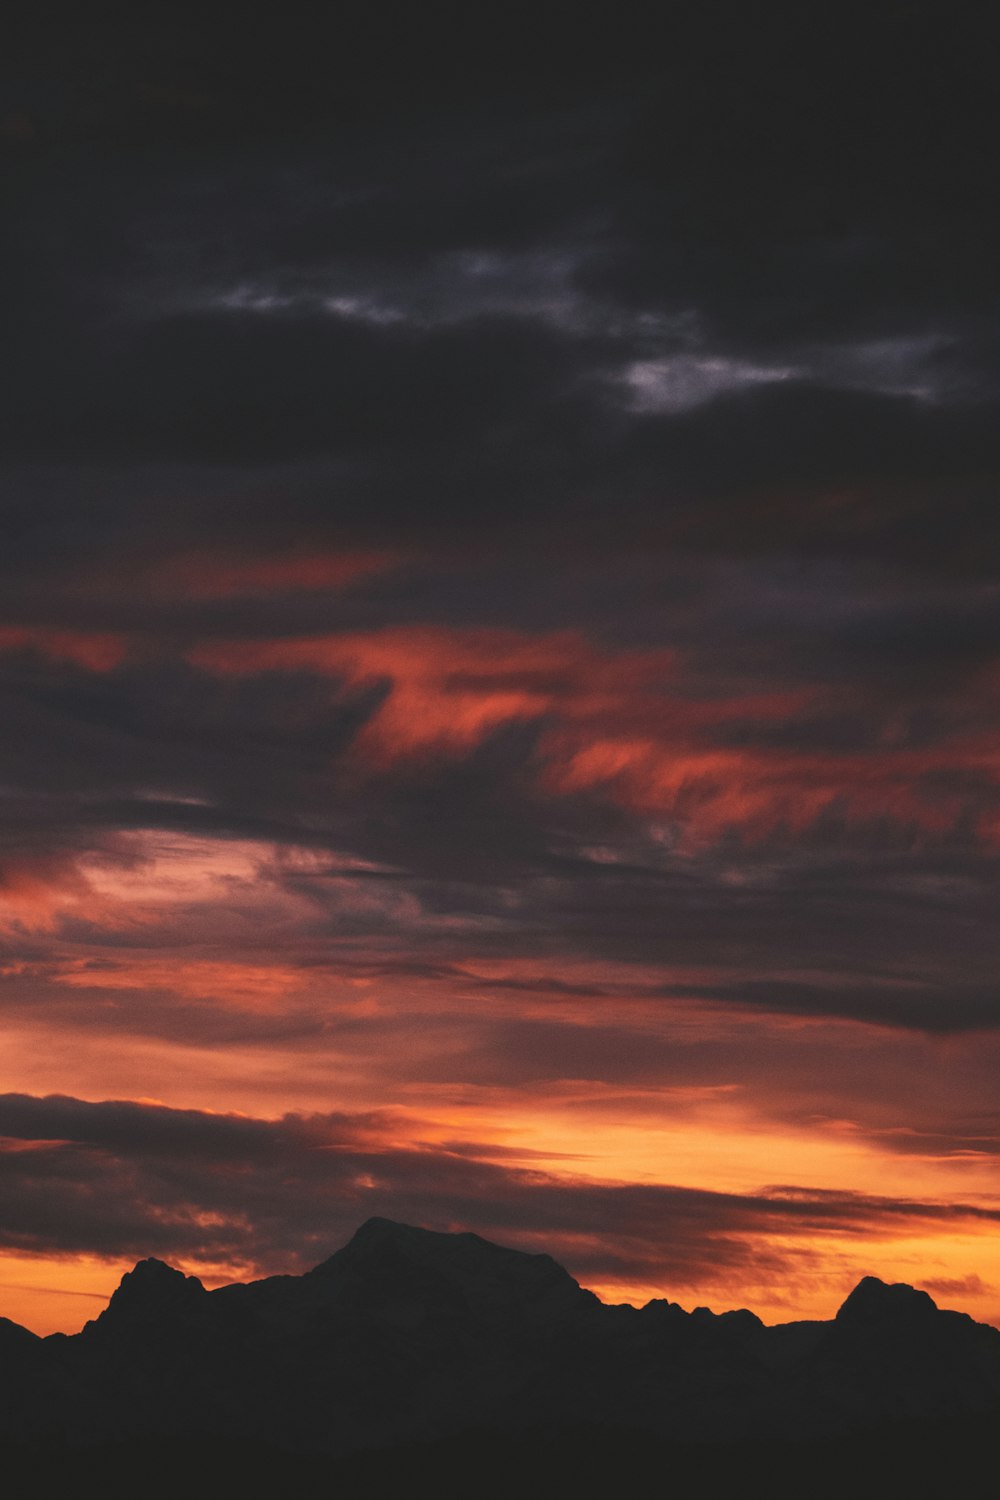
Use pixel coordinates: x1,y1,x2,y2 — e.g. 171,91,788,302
3,1091,998,1325
2,3,999,1332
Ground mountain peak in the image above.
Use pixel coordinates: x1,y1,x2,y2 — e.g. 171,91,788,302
836,1275,938,1326
308,1217,599,1320
346,1216,433,1246
90,1257,207,1330
129,1256,185,1280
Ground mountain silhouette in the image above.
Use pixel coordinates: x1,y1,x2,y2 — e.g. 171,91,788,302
2,1217,999,1485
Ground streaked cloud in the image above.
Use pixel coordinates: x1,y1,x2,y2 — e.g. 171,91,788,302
2,4,999,1339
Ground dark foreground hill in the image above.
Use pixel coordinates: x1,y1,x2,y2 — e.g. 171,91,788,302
2,1217,999,1496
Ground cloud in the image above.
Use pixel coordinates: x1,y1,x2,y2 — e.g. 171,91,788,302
2,1091,999,1316
2,1,1000,1332
3,614,1000,1038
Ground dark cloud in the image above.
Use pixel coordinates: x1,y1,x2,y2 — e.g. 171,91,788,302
2,2,1000,1318
2,1091,997,1301
3,306,606,467
3,4,998,564
2,629,1000,1034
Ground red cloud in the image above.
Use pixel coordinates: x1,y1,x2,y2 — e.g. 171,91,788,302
0,628,126,672
189,624,995,842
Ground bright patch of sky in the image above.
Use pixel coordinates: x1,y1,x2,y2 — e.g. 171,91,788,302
622,354,796,412
206,254,972,415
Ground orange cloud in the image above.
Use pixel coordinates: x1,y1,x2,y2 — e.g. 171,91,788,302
539,734,974,841
191,625,682,760
0,856,93,934
188,622,1000,841
55,957,310,1008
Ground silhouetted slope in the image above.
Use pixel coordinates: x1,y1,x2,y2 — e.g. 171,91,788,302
0,1315,39,1353
1,1218,998,1460
793,1274,1000,1430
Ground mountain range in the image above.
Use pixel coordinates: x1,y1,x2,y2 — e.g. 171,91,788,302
2,1217,999,1492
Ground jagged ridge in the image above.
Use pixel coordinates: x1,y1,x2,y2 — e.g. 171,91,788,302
1,1218,999,1454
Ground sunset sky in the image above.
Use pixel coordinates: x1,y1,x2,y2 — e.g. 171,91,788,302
3,4,1000,1335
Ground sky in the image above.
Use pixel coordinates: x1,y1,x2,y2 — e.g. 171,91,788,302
2,3,1000,1335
